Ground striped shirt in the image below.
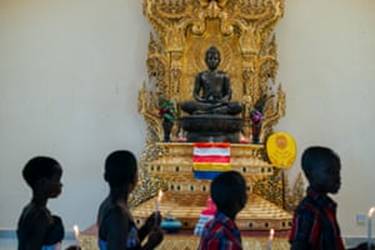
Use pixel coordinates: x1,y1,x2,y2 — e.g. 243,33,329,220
289,188,345,250
198,212,242,250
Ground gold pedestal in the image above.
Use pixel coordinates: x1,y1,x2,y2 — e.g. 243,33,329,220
133,143,292,231
132,193,291,231
80,234,291,250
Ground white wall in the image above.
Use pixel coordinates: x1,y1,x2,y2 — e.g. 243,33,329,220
277,0,375,236
0,0,374,237
0,0,149,231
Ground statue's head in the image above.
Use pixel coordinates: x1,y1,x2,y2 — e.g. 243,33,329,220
205,46,221,70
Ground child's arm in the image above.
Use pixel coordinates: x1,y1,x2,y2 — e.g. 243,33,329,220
138,212,161,242
141,227,164,250
105,208,130,250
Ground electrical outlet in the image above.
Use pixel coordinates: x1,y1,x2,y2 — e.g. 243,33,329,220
356,214,366,225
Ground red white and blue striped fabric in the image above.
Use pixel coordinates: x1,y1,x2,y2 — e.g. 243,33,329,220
193,143,231,180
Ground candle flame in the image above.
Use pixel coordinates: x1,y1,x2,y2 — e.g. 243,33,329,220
157,190,163,203
269,228,275,240
73,225,80,239
369,207,375,217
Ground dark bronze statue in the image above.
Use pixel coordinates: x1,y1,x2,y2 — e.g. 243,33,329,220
180,46,243,142
181,46,242,115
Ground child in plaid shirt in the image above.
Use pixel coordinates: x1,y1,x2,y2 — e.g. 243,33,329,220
290,146,375,250
289,146,345,250
198,171,247,250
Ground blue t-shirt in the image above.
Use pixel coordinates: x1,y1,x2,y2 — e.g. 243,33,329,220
98,204,140,250
99,224,140,250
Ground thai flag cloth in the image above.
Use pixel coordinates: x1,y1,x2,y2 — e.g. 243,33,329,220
193,143,232,180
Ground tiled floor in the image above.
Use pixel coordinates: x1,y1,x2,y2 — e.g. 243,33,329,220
0,238,77,250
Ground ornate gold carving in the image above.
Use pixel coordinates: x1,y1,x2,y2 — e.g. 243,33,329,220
285,172,305,212
254,170,305,211
140,0,286,143
135,0,289,217
253,168,284,207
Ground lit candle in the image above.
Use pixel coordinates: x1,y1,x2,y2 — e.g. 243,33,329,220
155,190,163,212
73,225,80,249
268,228,275,250
368,207,375,250
155,190,164,227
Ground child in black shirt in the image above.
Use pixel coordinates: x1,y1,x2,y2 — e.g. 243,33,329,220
17,156,64,250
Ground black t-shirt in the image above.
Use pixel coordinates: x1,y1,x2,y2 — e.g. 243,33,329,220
17,204,64,250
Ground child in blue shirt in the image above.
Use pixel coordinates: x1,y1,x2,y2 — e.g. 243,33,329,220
97,150,163,250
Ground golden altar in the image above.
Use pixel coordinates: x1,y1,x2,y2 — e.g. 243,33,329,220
132,143,292,231
129,0,303,233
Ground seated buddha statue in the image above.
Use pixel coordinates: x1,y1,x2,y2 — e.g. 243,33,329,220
180,46,243,142
181,46,242,115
